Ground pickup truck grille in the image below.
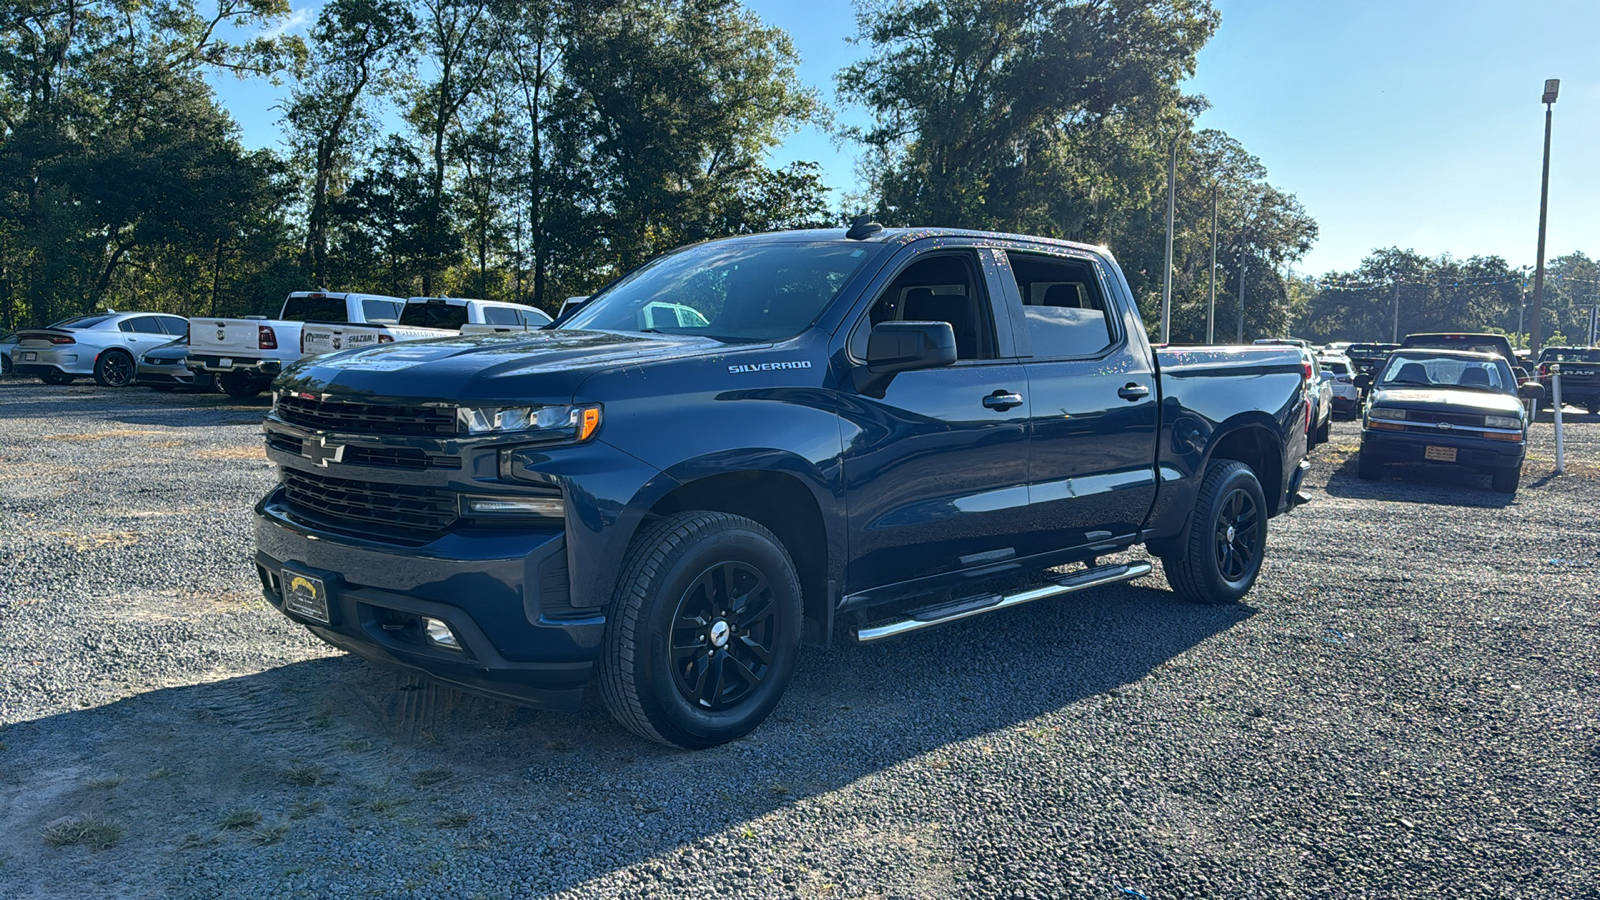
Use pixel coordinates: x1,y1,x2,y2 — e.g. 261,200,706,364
282,469,457,532
1403,410,1485,427
277,395,457,437
266,435,460,471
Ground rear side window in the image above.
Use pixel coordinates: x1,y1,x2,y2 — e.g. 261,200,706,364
399,303,469,329
1005,253,1115,358
158,317,187,335
122,317,166,334
281,296,351,323
483,306,520,326
363,299,402,322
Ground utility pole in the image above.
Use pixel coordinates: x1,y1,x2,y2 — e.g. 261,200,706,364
1237,251,1247,343
1160,136,1178,344
1391,281,1401,344
1530,78,1560,353
1207,185,1218,344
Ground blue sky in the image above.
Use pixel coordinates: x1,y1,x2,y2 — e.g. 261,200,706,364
215,0,1600,277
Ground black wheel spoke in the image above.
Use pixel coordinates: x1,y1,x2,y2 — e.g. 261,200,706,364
734,593,773,629
737,633,774,666
669,560,780,711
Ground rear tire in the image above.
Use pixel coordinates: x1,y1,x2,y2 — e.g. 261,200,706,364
1491,466,1520,495
40,371,75,385
1357,450,1383,481
1316,418,1331,443
599,511,803,749
219,371,266,399
93,349,135,387
1160,460,1268,605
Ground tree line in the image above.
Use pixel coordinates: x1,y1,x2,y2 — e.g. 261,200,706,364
1,0,1325,341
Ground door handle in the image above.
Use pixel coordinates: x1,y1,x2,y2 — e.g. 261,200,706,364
983,390,1024,411
1117,383,1151,401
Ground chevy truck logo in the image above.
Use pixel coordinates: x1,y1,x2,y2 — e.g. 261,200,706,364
729,361,811,374
303,436,347,468
1436,422,1453,431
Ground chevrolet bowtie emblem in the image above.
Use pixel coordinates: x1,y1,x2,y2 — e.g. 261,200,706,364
1437,422,1453,431
303,436,346,468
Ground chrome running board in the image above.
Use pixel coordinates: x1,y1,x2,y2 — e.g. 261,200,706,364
853,560,1154,643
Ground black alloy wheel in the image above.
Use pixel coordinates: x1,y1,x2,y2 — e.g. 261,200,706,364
94,350,135,387
669,562,781,711
1213,488,1261,583
219,371,265,399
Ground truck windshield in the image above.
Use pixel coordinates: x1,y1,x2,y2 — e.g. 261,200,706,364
560,241,879,342
280,296,351,324
1379,353,1514,393
399,303,469,330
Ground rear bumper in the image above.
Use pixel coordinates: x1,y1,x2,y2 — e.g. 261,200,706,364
1360,429,1525,471
254,487,601,710
11,349,90,374
187,354,282,376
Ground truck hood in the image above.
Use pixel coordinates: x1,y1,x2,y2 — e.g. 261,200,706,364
1369,387,1525,417
276,329,749,403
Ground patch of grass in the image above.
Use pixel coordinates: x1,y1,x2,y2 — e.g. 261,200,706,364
86,776,125,789
288,799,325,820
42,816,124,851
285,763,335,787
364,796,409,815
768,784,791,797
249,824,289,846
434,813,474,829
219,809,262,830
413,767,453,787
341,738,373,753
147,768,174,780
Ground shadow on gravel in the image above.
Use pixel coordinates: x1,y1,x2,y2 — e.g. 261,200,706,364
0,581,1246,896
1322,456,1515,508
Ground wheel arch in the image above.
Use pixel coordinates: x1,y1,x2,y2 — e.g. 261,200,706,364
1202,418,1285,510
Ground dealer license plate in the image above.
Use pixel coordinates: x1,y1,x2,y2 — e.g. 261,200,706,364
22,351,36,361
281,568,331,624
1424,446,1458,462
218,357,233,368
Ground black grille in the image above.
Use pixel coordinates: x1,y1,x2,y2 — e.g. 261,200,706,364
282,469,457,532
1404,410,1485,427
277,395,457,436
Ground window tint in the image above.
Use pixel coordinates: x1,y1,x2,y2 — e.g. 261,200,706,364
281,295,352,323
123,316,166,334
158,317,188,335
48,314,115,329
518,308,552,327
863,252,995,361
1005,253,1114,358
399,302,469,329
1539,347,1600,363
483,306,520,326
362,299,402,322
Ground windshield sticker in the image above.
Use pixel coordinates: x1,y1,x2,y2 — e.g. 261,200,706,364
729,361,812,374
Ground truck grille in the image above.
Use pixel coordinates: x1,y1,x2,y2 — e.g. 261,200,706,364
1404,410,1485,427
282,469,457,532
276,395,457,436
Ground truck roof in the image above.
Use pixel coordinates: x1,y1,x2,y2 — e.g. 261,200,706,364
696,226,1115,260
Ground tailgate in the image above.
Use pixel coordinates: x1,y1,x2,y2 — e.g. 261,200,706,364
191,319,266,355
300,324,386,358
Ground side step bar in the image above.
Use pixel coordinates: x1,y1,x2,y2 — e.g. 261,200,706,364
853,560,1155,643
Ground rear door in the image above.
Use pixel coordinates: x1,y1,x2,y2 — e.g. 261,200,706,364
838,244,1032,598
119,316,177,355
998,247,1159,552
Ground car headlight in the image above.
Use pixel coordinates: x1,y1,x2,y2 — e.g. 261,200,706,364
1372,408,1405,420
456,404,602,441
1485,415,1521,429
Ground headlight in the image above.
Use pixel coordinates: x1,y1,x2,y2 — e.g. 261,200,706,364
1485,415,1521,429
1377,408,1406,420
456,403,602,441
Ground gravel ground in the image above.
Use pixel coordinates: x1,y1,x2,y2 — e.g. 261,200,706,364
0,379,1596,900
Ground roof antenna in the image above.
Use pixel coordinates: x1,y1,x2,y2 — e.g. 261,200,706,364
845,213,883,240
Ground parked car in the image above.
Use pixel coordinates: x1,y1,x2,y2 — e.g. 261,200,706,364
1304,350,1332,446
299,297,552,357
1535,346,1600,415
1319,356,1360,418
1345,343,1400,378
254,224,1312,749
1399,332,1516,365
1356,348,1543,494
0,330,17,376
187,292,406,399
135,336,216,392
10,311,189,386
1254,337,1311,350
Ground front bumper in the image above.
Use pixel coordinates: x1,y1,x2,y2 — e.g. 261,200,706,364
137,358,211,388
186,354,282,376
1360,428,1525,472
254,488,603,710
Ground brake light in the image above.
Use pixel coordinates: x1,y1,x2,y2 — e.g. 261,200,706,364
1303,361,1314,381
1538,364,1550,377
258,325,277,350
378,334,394,344
47,335,75,345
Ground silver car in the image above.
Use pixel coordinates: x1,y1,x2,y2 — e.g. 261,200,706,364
1318,356,1360,418
11,311,189,387
135,336,216,392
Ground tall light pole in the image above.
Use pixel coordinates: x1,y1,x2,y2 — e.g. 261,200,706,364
1390,281,1401,343
1207,184,1218,343
1530,78,1559,353
1160,136,1179,344
1237,249,1247,343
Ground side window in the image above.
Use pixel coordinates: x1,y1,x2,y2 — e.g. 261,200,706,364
1005,253,1115,358
159,317,188,335
518,308,551,327
483,306,520,326
126,316,165,334
362,299,402,322
861,252,995,361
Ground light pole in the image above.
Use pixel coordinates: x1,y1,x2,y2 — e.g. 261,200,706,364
1160,136,1179,344
1207,184,1218,343
1530,78,1559,353
1515,265,1531,348
1237,249,1247,343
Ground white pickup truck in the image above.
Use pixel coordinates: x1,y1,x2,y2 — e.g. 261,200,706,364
187,291,406,398
297,297,552,356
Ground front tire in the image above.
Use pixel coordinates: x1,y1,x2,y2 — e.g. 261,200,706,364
599,511,803,749
1491,466,1520,495
219,371,266,399
1316,418,1331,443
1161,460,1268,605
93,350,135,387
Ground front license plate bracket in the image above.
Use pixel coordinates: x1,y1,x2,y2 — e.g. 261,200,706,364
1424,445,1458,462
281,567,334,624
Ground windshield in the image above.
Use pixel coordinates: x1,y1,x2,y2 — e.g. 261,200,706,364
399,302,469,330
47,314,114,330
1321,360,1351,375
1379,353,1514,393
1539,347,1600,363
560,241,878,341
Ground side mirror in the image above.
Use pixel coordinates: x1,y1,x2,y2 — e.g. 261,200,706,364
853,321,957,397
1355,374,1373,390
1519,381,1546,401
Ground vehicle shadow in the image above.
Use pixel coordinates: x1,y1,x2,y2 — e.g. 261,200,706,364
0,581,1248,897
1322,455,1516,509
0,380,269,427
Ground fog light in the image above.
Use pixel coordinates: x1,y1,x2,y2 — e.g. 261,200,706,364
422,617,461,651
462,496,565,518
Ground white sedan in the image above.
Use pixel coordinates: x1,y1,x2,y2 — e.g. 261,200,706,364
10,311,189,387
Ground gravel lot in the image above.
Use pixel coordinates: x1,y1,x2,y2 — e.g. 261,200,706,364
1,379,1596,900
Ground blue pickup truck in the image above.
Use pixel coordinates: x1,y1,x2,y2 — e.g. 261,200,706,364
254,225,1311,748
